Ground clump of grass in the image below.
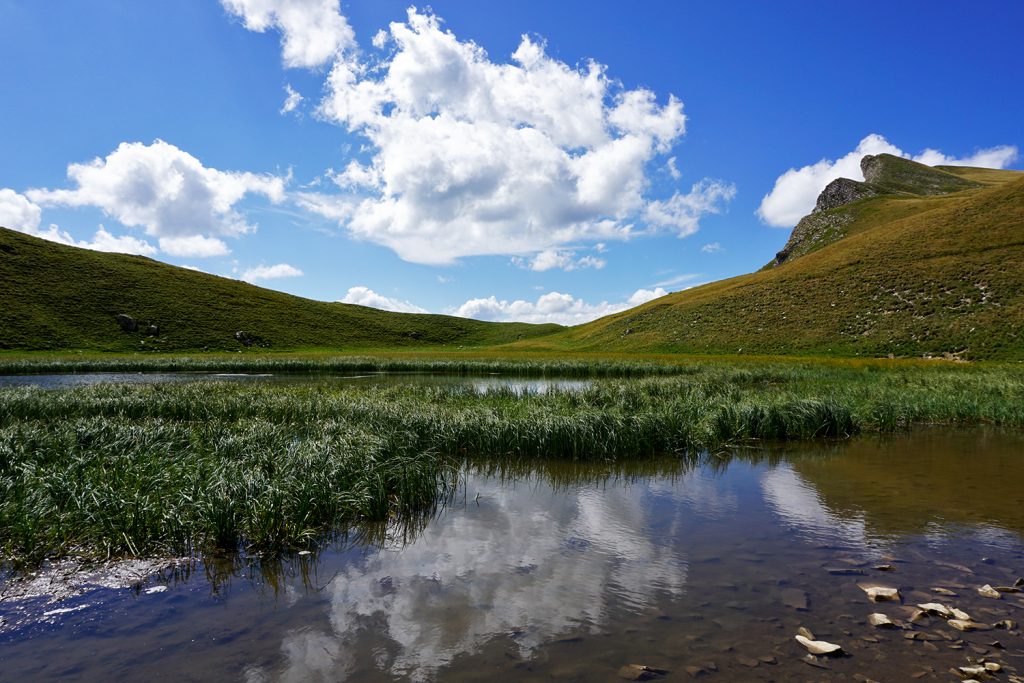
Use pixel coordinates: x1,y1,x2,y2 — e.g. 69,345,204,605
0,416,454,566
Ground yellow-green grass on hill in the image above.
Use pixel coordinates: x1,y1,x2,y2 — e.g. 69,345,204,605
523,163,1024,360
0,227,561,352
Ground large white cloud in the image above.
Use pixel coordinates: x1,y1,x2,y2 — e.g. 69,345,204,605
239,7,732,264
221,0,355,69
340,286,428,314
757,134,1019,228
450,288,668,326
27,140,287,257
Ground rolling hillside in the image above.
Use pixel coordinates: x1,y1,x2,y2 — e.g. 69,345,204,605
523,155,1024,359
0,228,562,352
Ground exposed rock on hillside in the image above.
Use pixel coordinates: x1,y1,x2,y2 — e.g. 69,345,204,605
814,178,877,213
773,211,856,266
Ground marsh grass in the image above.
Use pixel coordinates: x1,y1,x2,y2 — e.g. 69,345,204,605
0,355,691,378
2,359,1023,568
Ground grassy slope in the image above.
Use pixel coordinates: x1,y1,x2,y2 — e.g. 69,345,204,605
522,162,1024,360
0,228,561,351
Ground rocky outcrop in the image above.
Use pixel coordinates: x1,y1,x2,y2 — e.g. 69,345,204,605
814,178,877,213
773,211,855,266
860,154,888,185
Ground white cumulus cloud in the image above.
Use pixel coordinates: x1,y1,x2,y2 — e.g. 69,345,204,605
512,249,606,272
158,235,230,258
83,226,158,255
701,242,722,253
242,262,304,282
0,188,42,231
450,288,667,326
247,7,733,264
221,0,355,69
757,134,1019,228
27,140,287,257
340,286,428,314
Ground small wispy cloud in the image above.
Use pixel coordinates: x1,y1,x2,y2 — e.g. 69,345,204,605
280,84,303,114
651,272,702,289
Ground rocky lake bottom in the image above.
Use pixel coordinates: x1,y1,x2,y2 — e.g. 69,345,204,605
1,428,1022,682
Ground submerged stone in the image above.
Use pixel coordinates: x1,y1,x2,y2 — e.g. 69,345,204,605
617,664,667,680
781,588,809,611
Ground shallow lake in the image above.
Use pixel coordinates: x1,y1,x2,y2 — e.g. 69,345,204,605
2,429,1023,681
0,371,591,394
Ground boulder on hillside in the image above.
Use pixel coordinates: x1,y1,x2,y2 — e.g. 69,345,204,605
116,314,137,332
234,330,269,348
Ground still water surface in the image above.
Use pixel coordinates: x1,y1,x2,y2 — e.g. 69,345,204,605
1,430,1022,681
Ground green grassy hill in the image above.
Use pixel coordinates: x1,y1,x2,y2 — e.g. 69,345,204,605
0,228,561,352
520,155,1024,360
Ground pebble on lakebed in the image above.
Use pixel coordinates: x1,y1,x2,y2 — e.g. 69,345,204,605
858,583,901,602
616,664,667,680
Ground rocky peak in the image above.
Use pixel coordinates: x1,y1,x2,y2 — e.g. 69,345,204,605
860,154,887,184
814,177,877,213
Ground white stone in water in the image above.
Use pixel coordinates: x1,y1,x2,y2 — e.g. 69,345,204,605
959,665,988,676
144,585,167,595
978,584,1001,599
916,602,952,618
948,619,992,632
950,607,971,621
867,613,896,628
985,662,1002,672
859,583,900,602
795,634,842,656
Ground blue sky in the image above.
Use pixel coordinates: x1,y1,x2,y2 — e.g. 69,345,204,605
1,1,1021,324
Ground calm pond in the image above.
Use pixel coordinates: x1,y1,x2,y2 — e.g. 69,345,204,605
2,429,1023,681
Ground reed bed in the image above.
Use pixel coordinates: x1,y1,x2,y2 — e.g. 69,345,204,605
0,356,691,378
2,360,1023,567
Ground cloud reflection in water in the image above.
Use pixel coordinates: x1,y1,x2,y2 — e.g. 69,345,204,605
245,468,722,682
